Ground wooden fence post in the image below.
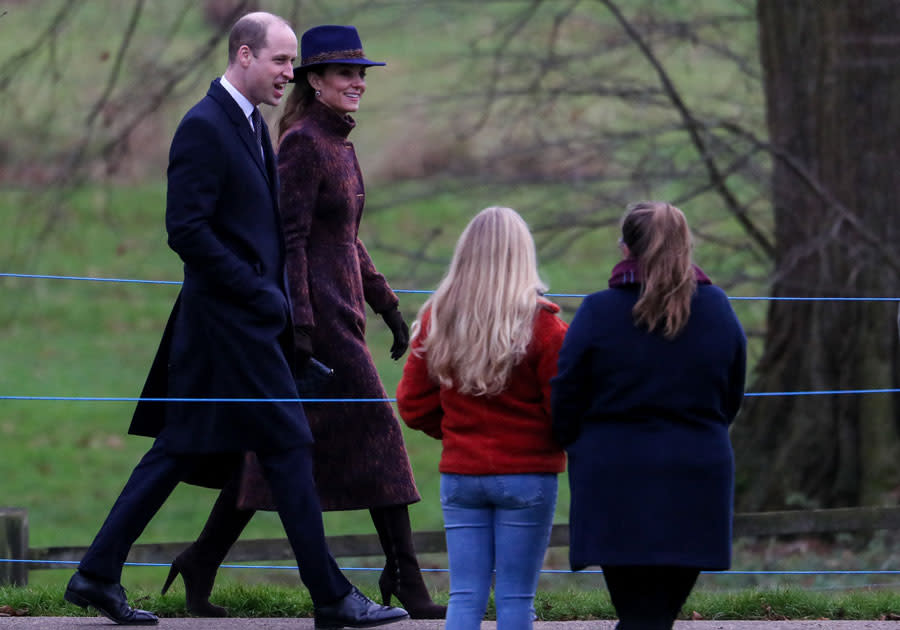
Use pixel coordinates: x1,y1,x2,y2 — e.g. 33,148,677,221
0,507,28,586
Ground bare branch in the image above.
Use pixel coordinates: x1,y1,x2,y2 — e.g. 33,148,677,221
596,0,775,258
462,0,546,135
95,1,253,176
85,0,146,127
0,0,80,89
720,120,900,280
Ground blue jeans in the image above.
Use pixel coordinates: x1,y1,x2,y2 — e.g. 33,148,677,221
441,473,558,630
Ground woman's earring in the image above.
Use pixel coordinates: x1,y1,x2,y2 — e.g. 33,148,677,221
315,90,321,97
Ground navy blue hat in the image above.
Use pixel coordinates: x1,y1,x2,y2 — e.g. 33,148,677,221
295,25,385,72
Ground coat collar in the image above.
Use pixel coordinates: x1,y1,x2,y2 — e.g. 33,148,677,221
537,297,560,313
305,98,356,139
207,79,274,185
608,258,712,288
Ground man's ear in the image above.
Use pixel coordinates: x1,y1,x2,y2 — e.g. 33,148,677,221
238,44,254,68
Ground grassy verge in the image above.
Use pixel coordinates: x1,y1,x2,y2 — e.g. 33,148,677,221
1,584,899,621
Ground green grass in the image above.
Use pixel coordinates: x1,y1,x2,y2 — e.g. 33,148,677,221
2,583,899,620
0,176,887,598
0,176,762,551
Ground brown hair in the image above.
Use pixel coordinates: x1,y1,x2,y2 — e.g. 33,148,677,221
277,67,326,142
621,201,696,339
227,13,281,64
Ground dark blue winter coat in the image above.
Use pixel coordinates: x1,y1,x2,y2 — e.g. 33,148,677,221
128,79,313,460
552,282,746,570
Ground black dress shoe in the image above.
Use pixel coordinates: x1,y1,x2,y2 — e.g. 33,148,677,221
314,585,409,629
64,571,159,625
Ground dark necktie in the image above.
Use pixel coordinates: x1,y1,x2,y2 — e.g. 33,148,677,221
250,107,264,159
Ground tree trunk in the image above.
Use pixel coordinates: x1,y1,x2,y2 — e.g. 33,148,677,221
732,0,900,510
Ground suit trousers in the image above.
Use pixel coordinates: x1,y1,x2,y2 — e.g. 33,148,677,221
78,439,351,606
601,564,700,630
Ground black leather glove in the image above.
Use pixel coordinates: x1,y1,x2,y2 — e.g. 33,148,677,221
294,326,313,369
381,307,409,360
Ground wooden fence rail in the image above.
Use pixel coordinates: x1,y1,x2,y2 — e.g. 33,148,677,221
3,506,900,585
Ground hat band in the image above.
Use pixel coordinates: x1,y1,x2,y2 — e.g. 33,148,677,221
302,48,366,65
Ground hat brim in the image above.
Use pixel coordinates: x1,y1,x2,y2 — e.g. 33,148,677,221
295,59,385,72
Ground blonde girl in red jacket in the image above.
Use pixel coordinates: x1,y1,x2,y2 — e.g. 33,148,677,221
397,206,568,630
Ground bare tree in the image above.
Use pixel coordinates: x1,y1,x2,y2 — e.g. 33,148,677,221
729,0,900,510
4,1,898,508
0,0,255,323
401,0,900,509
367,0,773,296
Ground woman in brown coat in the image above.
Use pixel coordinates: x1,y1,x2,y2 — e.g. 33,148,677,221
161,25,444,619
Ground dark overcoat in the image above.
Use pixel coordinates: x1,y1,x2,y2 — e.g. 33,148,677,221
129,79,313,469
238,99,419,511
551,283,746,571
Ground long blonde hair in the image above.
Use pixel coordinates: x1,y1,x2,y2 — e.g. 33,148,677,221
411,206,547,396
621,201,696,339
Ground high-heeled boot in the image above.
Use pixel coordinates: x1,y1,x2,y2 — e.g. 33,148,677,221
370,504,447,619
161,480,254,617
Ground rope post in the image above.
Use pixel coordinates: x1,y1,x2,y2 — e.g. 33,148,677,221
0,507,28,586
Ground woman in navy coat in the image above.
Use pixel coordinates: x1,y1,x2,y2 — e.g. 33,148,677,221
552,201,746,630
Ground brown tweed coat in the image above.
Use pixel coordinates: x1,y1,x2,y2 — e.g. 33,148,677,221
239,99,420,511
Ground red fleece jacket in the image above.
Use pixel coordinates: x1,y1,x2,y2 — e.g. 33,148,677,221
397,300,568,475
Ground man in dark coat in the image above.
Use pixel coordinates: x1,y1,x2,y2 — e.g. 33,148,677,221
62,12,407,628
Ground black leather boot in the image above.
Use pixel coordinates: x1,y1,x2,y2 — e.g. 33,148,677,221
370,505,447,619
161,482,254,617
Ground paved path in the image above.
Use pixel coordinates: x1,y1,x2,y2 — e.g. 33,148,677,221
1,619,898,629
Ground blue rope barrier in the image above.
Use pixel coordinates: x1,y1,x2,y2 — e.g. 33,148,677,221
727,296,900,302
4,388,900,402
0,396,394,403
0,396,395,403
3,558,898,576
0,272,181,286
4,272,900,301
743,388,900,397
4,273,898,590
